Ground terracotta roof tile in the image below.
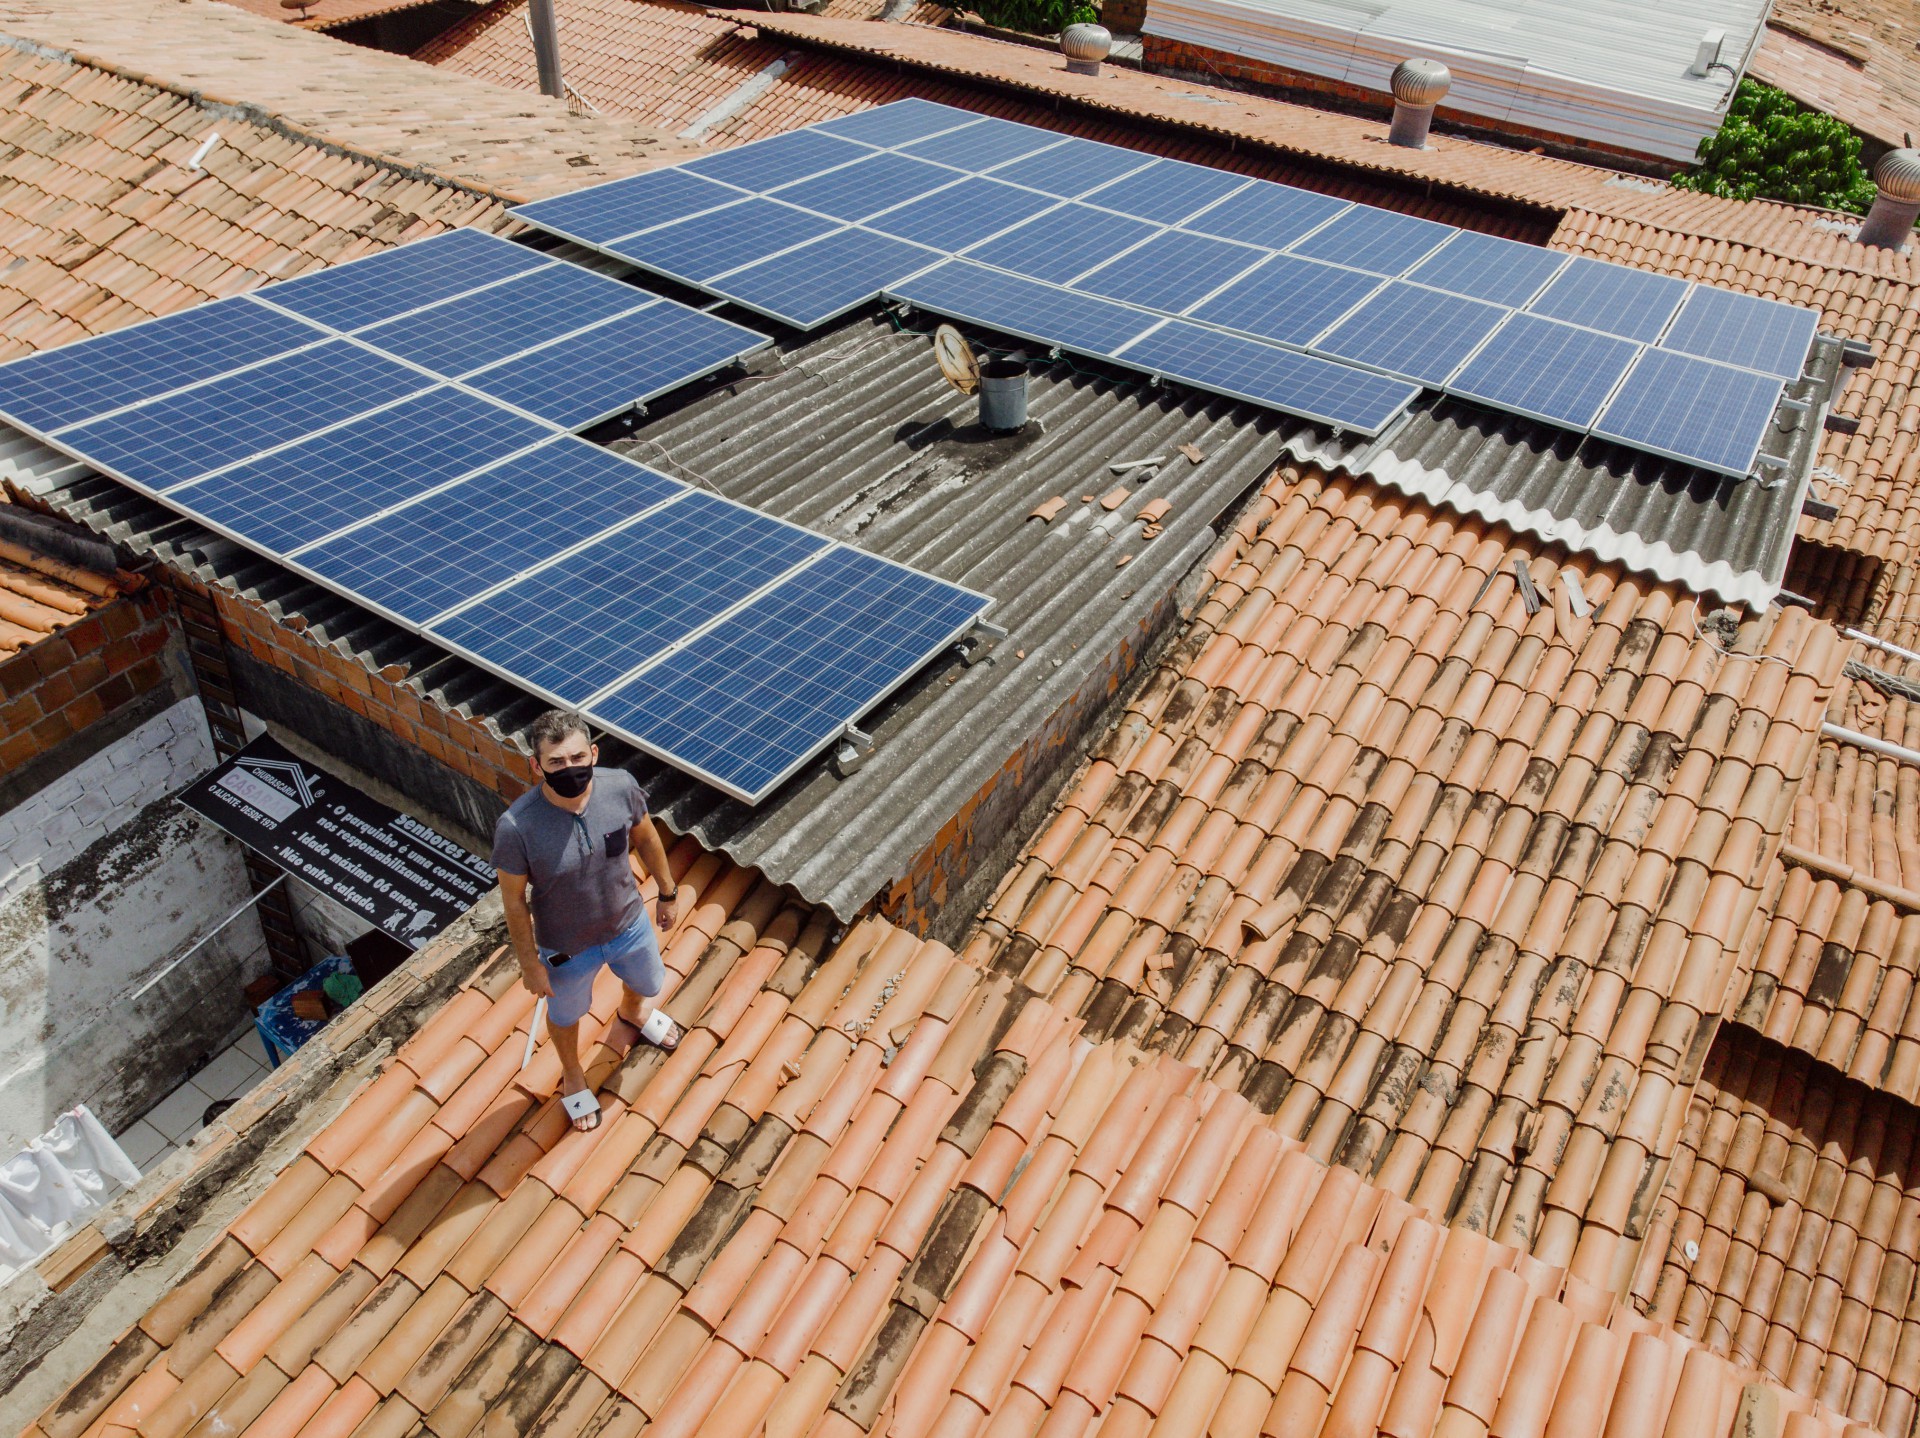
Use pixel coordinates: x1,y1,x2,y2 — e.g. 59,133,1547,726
0,515,126,653
1751,0,1920,151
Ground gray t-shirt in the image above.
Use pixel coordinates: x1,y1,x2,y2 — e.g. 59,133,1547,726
491,769,650,954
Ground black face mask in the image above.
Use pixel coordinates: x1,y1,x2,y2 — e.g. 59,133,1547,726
542,763,593,798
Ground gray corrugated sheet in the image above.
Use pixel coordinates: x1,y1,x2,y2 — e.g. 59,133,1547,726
1,311,1823,921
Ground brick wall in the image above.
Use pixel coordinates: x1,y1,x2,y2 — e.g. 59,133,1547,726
0,588,176,774
184,572,537,812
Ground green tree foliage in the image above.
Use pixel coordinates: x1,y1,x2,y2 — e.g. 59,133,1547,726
1674,80,1877,213
972,0,1096,34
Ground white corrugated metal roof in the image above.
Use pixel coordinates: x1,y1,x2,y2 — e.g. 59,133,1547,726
1144,0,1769,161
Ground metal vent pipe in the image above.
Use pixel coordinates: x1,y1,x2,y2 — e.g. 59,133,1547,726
1387,58,1450,148
529,0,564,100
1858,149,1920,250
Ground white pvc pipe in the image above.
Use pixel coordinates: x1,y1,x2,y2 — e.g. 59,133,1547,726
1824,721,1920,768
1845,626,1920,668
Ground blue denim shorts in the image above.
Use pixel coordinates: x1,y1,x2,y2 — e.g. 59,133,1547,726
539,913,665,1027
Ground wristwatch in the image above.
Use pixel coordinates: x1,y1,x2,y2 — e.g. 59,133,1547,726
659,887,679,901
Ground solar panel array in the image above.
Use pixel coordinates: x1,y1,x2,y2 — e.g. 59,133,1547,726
0,229,989,803
513,99,1819,475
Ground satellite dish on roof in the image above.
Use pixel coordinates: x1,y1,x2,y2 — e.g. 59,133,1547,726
934,324,979,395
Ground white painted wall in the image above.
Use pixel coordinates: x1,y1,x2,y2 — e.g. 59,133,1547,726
0,698,270,1152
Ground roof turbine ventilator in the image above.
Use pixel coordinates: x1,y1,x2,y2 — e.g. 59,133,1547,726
1060,23,1112,77
1857,148,1920,251
1387,57,1451,149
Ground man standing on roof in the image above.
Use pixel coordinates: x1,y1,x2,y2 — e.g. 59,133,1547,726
492,709,682,1132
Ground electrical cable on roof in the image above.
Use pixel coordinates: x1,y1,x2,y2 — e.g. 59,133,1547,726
1846,658,1920,704
1690,601,1793,669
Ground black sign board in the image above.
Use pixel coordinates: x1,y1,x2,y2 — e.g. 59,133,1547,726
179,734,496,948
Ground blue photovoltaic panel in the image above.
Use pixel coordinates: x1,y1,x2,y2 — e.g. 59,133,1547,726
984,138,1155,197
1081,158,1249,226
508,169,744,247
0,298,324,436
680,129,875,191
261,229,550,332
1186,254,1383,347
1180,182,1349,250
59,342,433,492
1073,229,1266,313
812,98,981,147
1592,348,1783,476
1118,320,1417,434
862,177,1059,249
592,546,988,802
964,204,1161,285
1313,282,1509,385
178,388,550,553
887,260,1160,356
900,117,1064,171
1660,285,1818,381
709,228,941,328
1445,313,1641,430
1286,206,1455,276
463,300,768,428
357,264,653,378
1527,256,1688,342
296,437,686,625
431,490,828,705
767,154,961,223
608,199,840,286
1404,231,1568,307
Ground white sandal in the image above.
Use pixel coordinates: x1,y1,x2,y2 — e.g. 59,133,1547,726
560,1089,601,1130
638,1009,681,1050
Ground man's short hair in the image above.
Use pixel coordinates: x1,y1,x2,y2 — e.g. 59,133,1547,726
527,709,592,759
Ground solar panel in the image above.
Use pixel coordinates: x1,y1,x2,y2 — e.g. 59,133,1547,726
1526,256,1688,342
888,259,1161,356
708,228,941,329
679,128,876,191
0,298,325,436
1660,285,1818,381
295,437,686,625
984,138,1155,197
768,153,963,222
260,229,551,332
590,546,988,802
1286,206,1455,276
1185,254,1383,347
899,117,1064,170
861,177,1060,250
178,388,551,553
1179,181,1350,249
1081,158,1250,226
357,264,654,378
430,490,828,705
1073,229,1267,314
1592,348,1784,477
963,204,1162,285
1404,231,1568,307
462,300,769,428
1445,313,1641,430
508,169,744,247
59,341,434,492
812,98,981,147
1312,282,1509,385
608,199,840,286
1116,320,1418,433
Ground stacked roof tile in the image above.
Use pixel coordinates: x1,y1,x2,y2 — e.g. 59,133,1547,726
25,842,1868,1438
0,523,122,655
1752,0,1920,150
1640,1024,1920,1437
962,466,1846,1282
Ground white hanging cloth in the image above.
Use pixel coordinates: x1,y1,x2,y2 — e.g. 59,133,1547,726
0,1106,140,1271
